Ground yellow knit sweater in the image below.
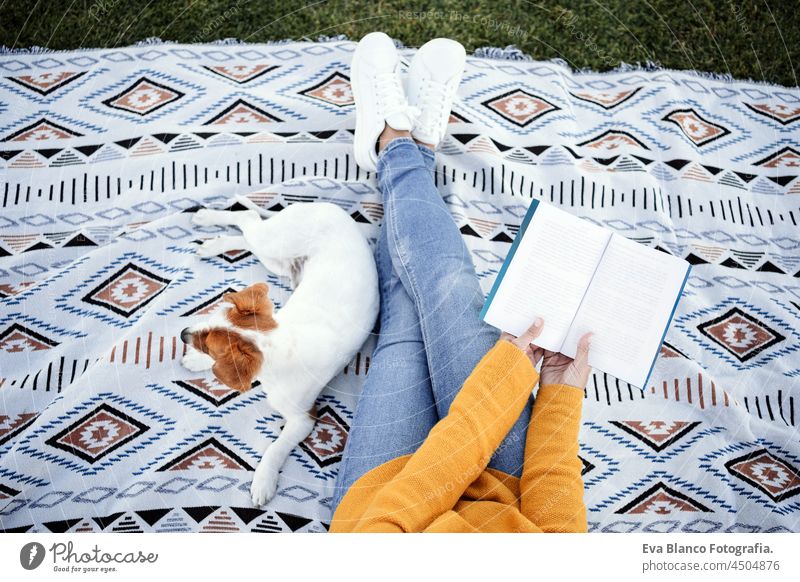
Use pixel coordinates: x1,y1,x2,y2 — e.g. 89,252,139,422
330,340,587,533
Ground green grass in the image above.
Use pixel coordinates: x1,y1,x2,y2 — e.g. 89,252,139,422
1,0,798,87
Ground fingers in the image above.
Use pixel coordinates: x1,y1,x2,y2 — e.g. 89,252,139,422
566,332,593,388
515,317,544,347
500,319,545,367
500,317,544,351
575,332,593,367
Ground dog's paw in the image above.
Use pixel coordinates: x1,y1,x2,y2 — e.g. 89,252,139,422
196,238,224,257
192,208,216,227
181,350,214,372
250,467,279,506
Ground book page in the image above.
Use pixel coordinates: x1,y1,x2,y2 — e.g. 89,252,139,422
561,234,690,387
482,202,611,352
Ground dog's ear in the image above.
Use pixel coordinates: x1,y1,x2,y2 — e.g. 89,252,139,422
224,283,278,332
207,330,263,392
224,282,270,314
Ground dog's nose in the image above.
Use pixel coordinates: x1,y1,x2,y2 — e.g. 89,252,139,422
180,328,192,345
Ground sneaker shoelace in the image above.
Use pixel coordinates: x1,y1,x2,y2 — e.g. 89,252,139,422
415,79,451,138
374,70,420,125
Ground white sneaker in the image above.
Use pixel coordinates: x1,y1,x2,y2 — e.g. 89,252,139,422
406,38,466,148
350,32,420,172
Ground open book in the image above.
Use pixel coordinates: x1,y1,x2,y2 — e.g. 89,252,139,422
480,199,691,389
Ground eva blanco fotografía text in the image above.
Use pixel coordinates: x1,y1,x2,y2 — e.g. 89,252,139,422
643,542,771,557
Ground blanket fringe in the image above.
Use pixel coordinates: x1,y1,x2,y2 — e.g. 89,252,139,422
0,34,352,55
0,35,794,89
472,43,795,88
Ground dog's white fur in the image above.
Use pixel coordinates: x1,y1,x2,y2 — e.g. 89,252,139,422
182,197,379,505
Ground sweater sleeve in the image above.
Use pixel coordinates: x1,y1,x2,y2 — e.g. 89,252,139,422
519,383,588,532
353,340,538,532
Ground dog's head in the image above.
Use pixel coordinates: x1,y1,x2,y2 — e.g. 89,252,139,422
180,282,277,392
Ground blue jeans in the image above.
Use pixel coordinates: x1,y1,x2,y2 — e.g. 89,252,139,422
331,138,533,510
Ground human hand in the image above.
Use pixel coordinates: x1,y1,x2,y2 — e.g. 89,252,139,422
500,317,545,368
540,332,593,389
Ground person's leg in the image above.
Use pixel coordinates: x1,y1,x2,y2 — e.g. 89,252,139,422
377,133,533,477
331,221,438,510
418,145,437,179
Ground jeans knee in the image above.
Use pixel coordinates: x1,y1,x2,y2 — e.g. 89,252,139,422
429,260,480,300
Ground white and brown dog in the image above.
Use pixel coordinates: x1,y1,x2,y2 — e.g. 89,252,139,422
180,197,379,505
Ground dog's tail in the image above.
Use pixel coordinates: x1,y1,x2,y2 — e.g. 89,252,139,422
228,195,271,218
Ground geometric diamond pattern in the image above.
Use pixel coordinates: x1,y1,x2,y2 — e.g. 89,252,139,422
0,412,39,446
50,253,189,330
577,129,649,151
173,378,240,407
743,102,800,126
2,118,84,142
725,449,800,502
697,306,786,363
610,421,701,452
204,99,282,125
662,108,731,147
659,341,688,358
101,76,184,116
481,88,560,127
216,249,253,264
298,72,353,108
615,482,712,515
0,323,59,353
200,64,279,85
7,71,87,96
570,87,642,110
298,406,349,468
82,263,171,317
157,437,254,471
45,403,149,464
753,146,800,169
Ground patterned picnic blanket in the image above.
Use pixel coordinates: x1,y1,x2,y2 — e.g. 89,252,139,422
0,38,798,533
